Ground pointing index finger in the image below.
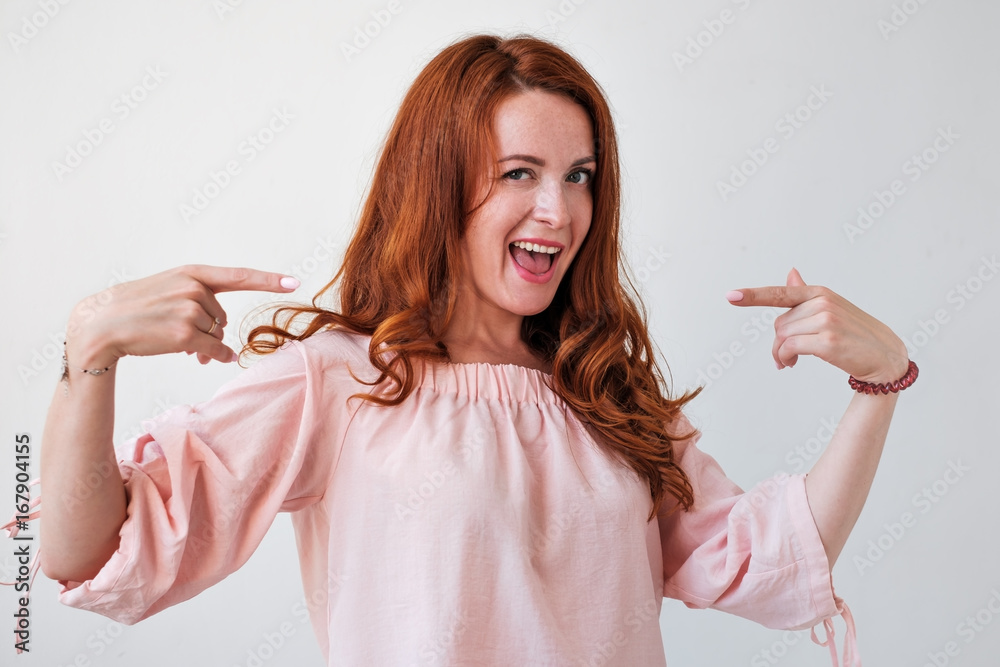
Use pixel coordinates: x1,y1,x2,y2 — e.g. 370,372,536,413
726,285,824,308
182,265,300,294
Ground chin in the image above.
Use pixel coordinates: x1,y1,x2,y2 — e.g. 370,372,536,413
502,288,559,318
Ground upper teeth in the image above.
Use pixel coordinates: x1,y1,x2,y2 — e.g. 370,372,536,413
512,241,559,254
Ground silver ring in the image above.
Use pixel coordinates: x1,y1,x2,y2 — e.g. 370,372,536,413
207,317,220,335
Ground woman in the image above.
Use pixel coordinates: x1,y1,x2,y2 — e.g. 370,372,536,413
37,34,911,665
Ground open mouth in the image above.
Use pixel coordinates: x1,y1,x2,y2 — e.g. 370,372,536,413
509,241,561,276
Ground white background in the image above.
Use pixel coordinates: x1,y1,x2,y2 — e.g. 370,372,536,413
2,1,998,665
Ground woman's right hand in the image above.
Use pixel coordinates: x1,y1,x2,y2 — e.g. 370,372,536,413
66,265,300,369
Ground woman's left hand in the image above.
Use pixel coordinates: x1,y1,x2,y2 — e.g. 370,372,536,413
726,268,909,384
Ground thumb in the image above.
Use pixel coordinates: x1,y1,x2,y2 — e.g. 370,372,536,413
786,267,806,287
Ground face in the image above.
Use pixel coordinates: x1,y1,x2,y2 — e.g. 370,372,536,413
457,90,596,320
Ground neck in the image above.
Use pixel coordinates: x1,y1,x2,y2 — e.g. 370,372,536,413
441,289,548,372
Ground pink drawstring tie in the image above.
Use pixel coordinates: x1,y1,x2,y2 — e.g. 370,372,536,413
811,595,860,666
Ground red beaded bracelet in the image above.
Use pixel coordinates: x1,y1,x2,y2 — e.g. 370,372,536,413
848,360,919,395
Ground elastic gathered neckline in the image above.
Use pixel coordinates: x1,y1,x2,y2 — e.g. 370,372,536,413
414,359,562,404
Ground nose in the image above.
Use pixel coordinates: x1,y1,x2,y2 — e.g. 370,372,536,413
533,179,572,229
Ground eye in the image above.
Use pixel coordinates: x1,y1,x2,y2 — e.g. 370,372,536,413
502,168,530,181
567,168,593,185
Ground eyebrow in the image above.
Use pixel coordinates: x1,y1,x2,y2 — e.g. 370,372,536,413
498,154,597,167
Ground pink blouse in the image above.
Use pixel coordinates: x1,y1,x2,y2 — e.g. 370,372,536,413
56,329,855,665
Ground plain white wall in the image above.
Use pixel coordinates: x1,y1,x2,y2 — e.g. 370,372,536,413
1,1,998,665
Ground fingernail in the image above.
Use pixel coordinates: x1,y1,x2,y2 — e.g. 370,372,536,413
726,290,744,302
775,360,783,370
231,352,239,362
280,276,300,289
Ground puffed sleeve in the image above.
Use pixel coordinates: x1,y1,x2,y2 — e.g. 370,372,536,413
657,415,840,631
57,337,344,624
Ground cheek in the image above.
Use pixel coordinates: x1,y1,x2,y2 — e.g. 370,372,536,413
462,221,505,274
472,198,524,251
573,197,593,243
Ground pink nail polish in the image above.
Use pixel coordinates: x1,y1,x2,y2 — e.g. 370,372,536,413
726,290,744,303
231,352,239,362
280,276,300,289
775,361,783,370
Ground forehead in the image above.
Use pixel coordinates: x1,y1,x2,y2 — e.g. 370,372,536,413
492,90,594,156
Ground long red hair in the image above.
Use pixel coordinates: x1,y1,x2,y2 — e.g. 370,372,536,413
245,34,699,519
